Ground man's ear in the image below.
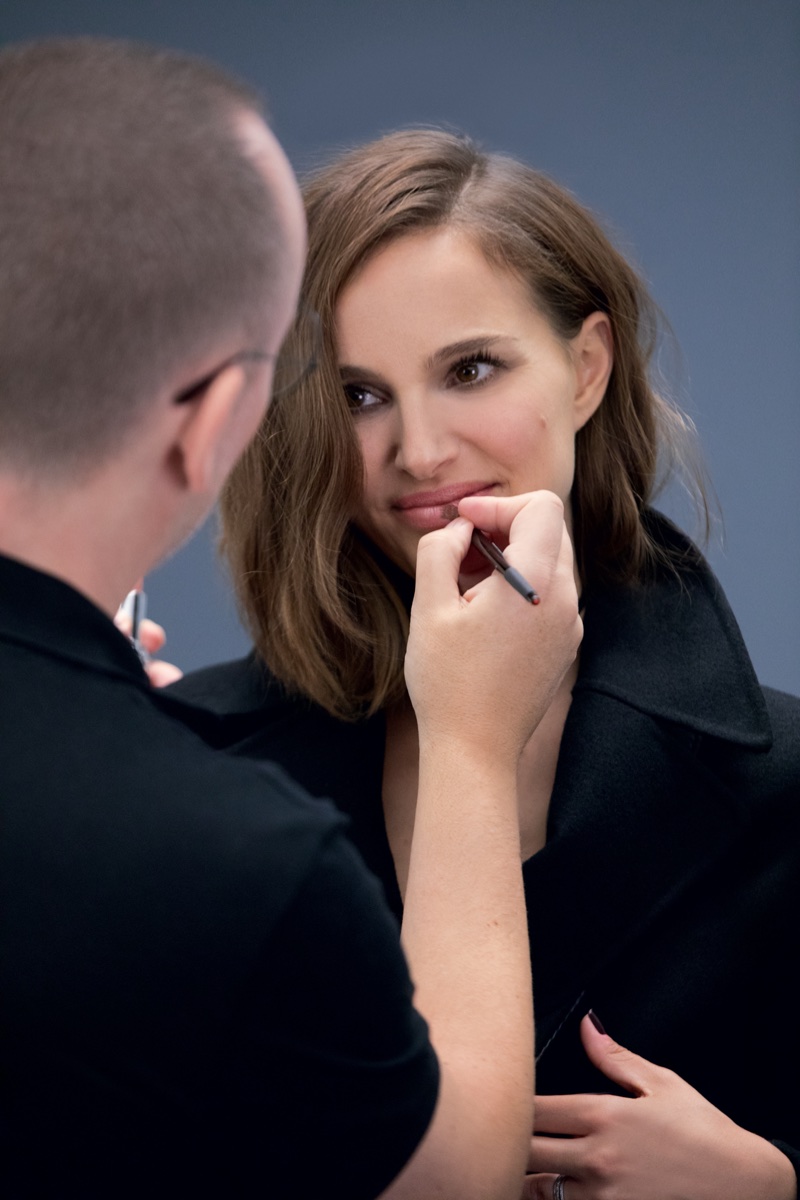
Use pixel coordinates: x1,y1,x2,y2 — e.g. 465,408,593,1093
571,311,614,432
169,363,249,495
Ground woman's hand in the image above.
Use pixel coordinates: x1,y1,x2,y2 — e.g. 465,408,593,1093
522,1014,797,1200
113,612,183,687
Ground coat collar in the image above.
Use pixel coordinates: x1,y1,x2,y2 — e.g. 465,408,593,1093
366,510,771,747
526,514,772,1051
577,512,771,748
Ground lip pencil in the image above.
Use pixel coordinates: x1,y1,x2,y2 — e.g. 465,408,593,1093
119,579,150,663
470,528,540,604
442,504,540,605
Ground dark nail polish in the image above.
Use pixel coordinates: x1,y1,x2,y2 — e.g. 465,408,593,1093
588,1009,606,1034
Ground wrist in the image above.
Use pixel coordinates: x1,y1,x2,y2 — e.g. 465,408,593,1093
735,1132,797,1200
417,737,519,798
417,715,526,769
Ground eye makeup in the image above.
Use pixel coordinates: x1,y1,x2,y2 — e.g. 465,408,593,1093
448,348,505,388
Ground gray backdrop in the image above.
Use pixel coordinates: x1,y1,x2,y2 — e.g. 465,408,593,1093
3,0,798,694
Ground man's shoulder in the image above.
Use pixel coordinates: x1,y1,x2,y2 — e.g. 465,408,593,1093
1,633,345,896
1,638,437,1200
113,669,348,860
1,634,357,1015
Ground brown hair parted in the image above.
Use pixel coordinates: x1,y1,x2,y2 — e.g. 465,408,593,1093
0,38,286,476
222,128,705,719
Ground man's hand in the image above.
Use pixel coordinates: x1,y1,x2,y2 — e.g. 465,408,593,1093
113,612,183,687
387,494,580,1200
405,491,581,762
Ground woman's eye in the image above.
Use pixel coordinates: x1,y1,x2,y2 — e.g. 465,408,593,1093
343,382,382,412
449,355,502,387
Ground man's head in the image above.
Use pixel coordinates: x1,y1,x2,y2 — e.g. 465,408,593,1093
0,38,304,483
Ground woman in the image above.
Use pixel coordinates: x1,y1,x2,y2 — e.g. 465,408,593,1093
171,130,800,1198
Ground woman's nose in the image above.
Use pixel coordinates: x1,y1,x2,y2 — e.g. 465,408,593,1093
392,398,458,480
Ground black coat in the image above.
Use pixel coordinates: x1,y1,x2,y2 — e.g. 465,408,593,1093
170,514,800,1174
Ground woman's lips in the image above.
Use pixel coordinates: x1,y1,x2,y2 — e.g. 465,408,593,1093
392,483,495,532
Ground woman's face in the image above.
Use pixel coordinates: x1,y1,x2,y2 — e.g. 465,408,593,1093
335,228,611,582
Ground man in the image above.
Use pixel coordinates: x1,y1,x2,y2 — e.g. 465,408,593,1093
0,39,581,1198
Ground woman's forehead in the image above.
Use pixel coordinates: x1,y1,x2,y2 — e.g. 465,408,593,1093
336,228,535,335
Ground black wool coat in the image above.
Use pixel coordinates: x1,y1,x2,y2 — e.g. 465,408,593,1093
168,514,800,1175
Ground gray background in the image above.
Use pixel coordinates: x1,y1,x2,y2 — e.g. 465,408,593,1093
3,0,798,694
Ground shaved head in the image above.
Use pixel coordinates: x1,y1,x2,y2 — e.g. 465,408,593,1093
0,38,298,477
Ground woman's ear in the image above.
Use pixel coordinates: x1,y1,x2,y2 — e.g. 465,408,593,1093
169,363,249,496
572,311,614,432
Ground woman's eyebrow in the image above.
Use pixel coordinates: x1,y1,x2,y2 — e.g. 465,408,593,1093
338,335,518,383
338,362,389,385
425,334,514,371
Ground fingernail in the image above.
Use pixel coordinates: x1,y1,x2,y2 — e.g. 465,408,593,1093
588,1010,606,1034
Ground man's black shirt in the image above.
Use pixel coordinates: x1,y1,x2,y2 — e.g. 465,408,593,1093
0,553,438,1198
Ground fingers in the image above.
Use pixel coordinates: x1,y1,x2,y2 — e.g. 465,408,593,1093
136,619,168,655
114,611,132,637
460,493,577,627
533,1095,598,1137
520,1174,582,1200
406,494,579,756
412,516,474,611
528,1136,586,1176
579,1012,660,1097
114,614,167,655
145,660,184,688
457,490,548,538
460,492,565,581
518,1174,553,1200
113,609,180,687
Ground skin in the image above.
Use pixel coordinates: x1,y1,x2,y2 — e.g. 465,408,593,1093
0,105,587,1199
337,226,611,589
0,114,307,616
386,492,582,1200
107,199,795,1200
335,228,797,1200
337,228,611,872
521,1016,797,1200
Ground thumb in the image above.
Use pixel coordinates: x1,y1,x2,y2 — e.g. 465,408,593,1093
580,1011,662,1097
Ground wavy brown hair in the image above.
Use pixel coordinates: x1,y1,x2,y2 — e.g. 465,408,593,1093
222,129,704,719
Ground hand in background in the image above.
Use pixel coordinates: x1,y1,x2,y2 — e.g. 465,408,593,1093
113,612,183,688
522,1014,797,1200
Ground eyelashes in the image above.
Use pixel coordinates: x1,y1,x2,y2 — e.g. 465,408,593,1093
343,382,382,412
343,347,508,414
448,349,505,388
